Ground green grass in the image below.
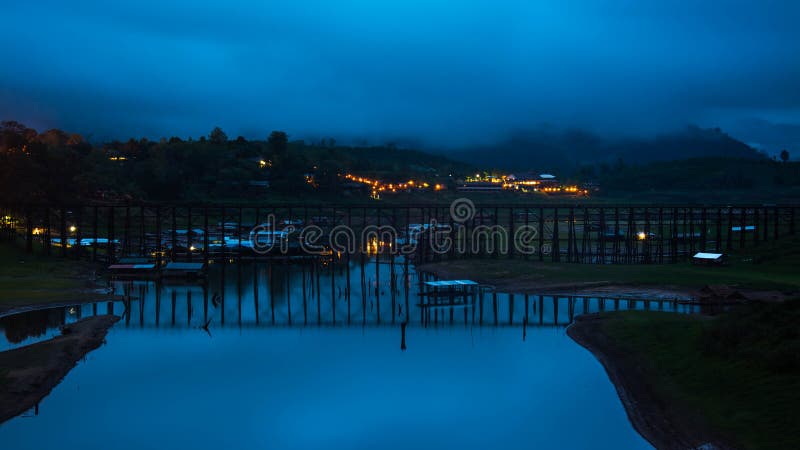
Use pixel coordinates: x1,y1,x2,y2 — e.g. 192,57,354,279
0,242,98,311
423,235,800,291
601,301,800,450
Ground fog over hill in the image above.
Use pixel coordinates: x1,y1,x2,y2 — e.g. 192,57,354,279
445,126,764,172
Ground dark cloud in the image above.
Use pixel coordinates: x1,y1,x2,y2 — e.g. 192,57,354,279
2,1,799,151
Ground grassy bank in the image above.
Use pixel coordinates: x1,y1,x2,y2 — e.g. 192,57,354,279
420,235,800,292
0,242,107,314
582,301,800,449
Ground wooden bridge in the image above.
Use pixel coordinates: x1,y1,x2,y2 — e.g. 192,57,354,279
1,202,797,264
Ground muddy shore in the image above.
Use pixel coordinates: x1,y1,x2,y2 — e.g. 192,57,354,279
0,315,120,424
567,314,730,450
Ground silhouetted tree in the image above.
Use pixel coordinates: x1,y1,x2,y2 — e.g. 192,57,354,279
780,149,790,163
209,126,228,144
267,131,288,155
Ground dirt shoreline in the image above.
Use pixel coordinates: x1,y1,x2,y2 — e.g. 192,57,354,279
0,315,120,424
567,314,730,450
418,264,694,300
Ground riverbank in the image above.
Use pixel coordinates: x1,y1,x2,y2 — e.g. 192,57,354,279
418,242,800,301
419,235,800,297
0,315,120,423
0,243,121,316
568,304,800,450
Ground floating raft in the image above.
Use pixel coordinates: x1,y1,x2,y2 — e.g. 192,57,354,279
108,262,158,278
423,280,479,287
418,280,481,308
162,262,207,278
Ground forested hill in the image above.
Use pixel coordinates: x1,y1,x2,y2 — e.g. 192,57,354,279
451,126,764,172
0,121,470,204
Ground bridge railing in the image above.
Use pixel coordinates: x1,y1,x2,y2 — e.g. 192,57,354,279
0,203,797,265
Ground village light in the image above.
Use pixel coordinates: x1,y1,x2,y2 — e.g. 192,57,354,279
69,225,77,233
637,231,647,241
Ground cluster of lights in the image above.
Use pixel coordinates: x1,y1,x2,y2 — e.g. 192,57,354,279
464,173,590,196
108,156,128,161
365,237,393,255
258,159,273,168
344,174,442,198
30,226,78,235
539,185,588,194
466,174,506,183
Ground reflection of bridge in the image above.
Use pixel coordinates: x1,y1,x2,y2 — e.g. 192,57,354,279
1,203,797,265
93,259,699,329
1,256,700,350
70,293,695,330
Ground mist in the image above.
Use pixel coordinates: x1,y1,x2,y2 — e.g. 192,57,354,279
2,1,799,152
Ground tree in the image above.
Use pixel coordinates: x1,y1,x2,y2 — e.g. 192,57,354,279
209,127,228,144
267,131,288,155
780,149,790,163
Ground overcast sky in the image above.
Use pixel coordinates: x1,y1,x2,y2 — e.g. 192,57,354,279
2,0,799,152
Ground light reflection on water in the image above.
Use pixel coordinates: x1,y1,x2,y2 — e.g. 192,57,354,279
0,258,683,449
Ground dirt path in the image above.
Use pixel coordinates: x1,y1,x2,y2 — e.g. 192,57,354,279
0,315,120,424
567,314,730,450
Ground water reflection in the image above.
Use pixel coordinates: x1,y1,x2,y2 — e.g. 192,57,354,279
1,257,696,350
0,258,665,450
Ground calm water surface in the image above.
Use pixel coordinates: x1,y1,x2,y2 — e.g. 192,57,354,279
0,258,695,449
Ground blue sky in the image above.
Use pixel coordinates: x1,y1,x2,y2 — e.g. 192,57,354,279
2,0,799,151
